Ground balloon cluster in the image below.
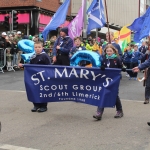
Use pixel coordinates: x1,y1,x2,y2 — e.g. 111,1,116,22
70,50,102,67
18,39,35,62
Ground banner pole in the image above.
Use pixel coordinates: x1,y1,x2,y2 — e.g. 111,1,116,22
104,0,111,43
96,28,98,42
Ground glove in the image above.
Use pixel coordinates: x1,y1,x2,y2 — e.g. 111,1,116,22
122,68,126,72
100,66,105,71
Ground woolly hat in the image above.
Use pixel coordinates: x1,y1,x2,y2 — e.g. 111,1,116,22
23,35,29,39
60,27,68,35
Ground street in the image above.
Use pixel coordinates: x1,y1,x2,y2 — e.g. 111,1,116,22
0,70,150,150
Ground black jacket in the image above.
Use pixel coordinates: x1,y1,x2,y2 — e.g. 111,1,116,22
30,52,51,65
102,56,122,69
0,36,6,48
139,46,147,54
11,43,18,54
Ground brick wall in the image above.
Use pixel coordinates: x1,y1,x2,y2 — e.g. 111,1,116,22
0,0,71,16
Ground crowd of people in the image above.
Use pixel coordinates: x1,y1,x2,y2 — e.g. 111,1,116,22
0,31,57,71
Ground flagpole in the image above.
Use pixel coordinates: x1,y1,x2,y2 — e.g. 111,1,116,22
83,0,87,39
104,0,111,43
138,0,140,17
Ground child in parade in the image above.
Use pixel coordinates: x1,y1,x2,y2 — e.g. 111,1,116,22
92,38,102,55
129,45,143,80
19,41,51,113
11,39,18,67
6,48,13,71
69,37,87,66
86,38,93,51
93,44,123,120
69,37,86,57
122,46,132,77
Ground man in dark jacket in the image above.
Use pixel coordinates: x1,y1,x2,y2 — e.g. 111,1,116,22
52,27,73,66
133,52,150,126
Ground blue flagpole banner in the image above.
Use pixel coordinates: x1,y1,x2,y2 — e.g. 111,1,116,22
42,0,71,41
87,0,106,34
127,7,150,41
127,17,145,32
139,7,150,40
133,31,140,43
24,65,121,107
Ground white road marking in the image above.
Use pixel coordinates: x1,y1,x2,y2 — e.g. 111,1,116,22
0,90,26,93
122,99,143,103
0,144,40,150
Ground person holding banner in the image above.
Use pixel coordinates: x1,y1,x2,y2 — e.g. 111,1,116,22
133,49,150,126
19,41,51,113
93,44,124,120
52,27,73,66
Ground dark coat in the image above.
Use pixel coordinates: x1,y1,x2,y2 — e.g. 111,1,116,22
53,36,73,56
102,56,122,69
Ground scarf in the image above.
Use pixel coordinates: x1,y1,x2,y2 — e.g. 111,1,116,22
106,54,117,59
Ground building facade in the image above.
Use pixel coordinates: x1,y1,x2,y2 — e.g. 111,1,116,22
106,0,146,27
71,0,147,32
0,0,71,36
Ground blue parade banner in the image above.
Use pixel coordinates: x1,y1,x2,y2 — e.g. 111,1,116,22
24,64,121,107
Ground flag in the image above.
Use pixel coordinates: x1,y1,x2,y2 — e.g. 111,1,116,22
119,26,131,43
68,0,85,39
127,7,150,41
139,7,150,40
127,17,145,32
68,7,83,39
87,0,106,34
114,31,120,39
24,64,121,107
133,31,141,43
121,39,128,53
127,8,150,32
42,0,71,41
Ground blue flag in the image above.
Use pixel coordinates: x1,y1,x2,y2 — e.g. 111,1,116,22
133,31,141,43
139,7,150,40
87,0,106,34
24,65,121,107
127,7,150,41
127,17,145,32
42,0,71,41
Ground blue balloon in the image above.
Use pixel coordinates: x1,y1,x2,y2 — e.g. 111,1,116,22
18,39,34,53
70,50,102,67
18,39,35,62
21,52,35,63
